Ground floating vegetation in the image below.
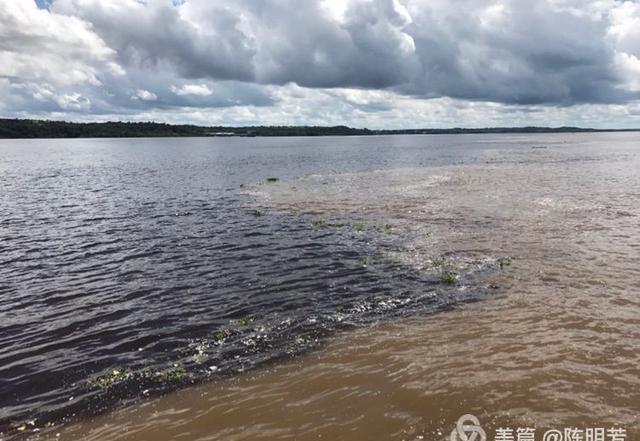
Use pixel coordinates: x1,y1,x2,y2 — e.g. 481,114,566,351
251,208,264,217
422,230,432,238
312,219,327,228
165,365,187,382
497,257,512,269
335,305,345,313
89,369,132,390
358,256,369,268
441,271,458,284
289,207,300,214
352,222,365,232
383,224,392,235
234,315,255,327
266,177,279,183
212,328,232,342
430,256,446,268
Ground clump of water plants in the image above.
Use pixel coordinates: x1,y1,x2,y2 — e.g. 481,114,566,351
441,270,458,284
383,224,392,235
497,257,512,269
422,230,432,239
312,219,327,228
165,366,186,382
430,256,446,268
251,208,263,217
358,256,369,268
90,368,132,390
234,315,254,327
266,177,279,183
335,305,345,313
352,222,364,232
212,328,232,342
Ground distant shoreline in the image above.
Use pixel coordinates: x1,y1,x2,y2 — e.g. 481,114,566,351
1,118,638,139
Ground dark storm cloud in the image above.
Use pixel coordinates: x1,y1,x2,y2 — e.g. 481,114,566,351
1,0,640,120
47,0,640,106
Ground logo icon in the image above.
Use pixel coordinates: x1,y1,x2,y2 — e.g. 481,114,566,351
450,414,487,441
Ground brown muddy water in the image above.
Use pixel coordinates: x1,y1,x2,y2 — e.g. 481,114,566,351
2,133,639,440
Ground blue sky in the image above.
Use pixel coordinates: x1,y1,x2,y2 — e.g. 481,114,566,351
1,0,639,128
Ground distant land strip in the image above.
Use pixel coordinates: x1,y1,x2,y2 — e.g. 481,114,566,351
1,118,638,139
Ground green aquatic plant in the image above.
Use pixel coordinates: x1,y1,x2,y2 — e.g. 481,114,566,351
383,224,392,235
430,256,446,268
165,366,186,382
212,329,231,342
234,315,254,327
251,209,264,217
497,257,512,269
312,219,327,228
358,256,369,268
90,368,131,390
441,271,458,284
422,230,432,239
352,222,364,232
266,177,279,183
335,305,345,313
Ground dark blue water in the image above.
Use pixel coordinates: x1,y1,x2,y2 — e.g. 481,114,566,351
0,134,559,436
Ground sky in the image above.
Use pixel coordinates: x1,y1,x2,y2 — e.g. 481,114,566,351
1,0,640,128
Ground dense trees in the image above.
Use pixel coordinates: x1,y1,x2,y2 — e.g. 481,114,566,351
0,118,619,139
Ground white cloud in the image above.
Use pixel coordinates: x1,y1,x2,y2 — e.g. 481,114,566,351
0,0,639,127
133,89,158,101
170,84,213,96
0,0,122,86
55,93,91,111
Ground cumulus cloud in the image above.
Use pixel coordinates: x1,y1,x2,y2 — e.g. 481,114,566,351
1,0,640,126
133,89,158,101
0,0,122,86
170,84,213,96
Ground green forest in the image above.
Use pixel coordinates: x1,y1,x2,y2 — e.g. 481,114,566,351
0,118,630,139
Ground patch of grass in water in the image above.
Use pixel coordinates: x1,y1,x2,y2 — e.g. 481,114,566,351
441,270,458,284
352,222,364,232
312,219,327,228
430,256,446,268
497,257,512,269
165,366,186,382
90,368,131,390
234,315,254,327
383,224,392,235
358,256,369,268
335,305,345,313
251,208,264,217
212,329,231,342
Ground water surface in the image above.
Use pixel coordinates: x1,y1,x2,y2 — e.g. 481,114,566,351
1,134,639,440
